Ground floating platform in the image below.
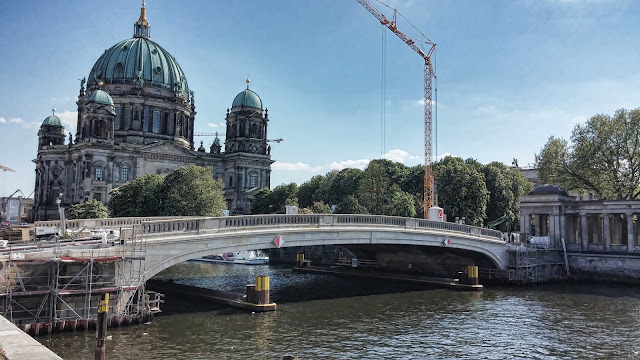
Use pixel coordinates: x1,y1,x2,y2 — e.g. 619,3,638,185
293,265,483,291
147,280,276,312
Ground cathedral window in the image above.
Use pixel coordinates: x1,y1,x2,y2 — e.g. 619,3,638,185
94,168,103,181
115,107,121,130
229,176,233,187
144,108,150,131
153,111,161,133
120,168,129,182
249,173,258,188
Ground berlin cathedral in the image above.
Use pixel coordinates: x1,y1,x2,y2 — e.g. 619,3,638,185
33,3,273,220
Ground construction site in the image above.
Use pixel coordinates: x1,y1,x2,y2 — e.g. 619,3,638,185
0,226,162,336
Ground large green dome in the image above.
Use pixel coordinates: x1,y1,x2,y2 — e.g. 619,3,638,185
87,37,189,98
42,114,62,127
232,89,263,109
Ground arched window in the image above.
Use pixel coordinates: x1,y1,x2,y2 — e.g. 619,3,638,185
250,124,257,138
95,120,107,138
249,172,258,188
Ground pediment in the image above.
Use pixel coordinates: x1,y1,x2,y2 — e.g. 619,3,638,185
139,141,195,157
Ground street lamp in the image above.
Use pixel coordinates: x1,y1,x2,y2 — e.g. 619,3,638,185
56,193,66,238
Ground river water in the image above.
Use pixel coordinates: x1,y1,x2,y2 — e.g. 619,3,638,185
40,262,640,359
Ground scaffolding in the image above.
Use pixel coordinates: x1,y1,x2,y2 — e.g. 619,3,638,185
507,241,566,284
0,225,159,327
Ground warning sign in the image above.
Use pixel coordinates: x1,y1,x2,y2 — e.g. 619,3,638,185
438,209,444,218
274,235,284,248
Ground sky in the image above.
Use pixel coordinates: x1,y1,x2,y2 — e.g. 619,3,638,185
0,0,639,198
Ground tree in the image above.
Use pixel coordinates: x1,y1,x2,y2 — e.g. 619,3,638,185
109,174,163,217
482,162,533,232
251,183,298,214
311,201,332,214
314,170,338,205
250,188,273,214
329,168,363,205
159,165,227,216
539,109,640,199
433,156,488,226
358,161,390,215
383,184,416,217
336,195,368,214
68,199,108,219
298,175,323,208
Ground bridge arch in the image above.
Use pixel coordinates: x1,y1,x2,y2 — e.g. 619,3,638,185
138,215,508,279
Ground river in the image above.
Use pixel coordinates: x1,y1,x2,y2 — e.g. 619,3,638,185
40,261,640,359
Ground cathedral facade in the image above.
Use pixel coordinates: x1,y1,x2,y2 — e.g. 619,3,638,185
33,4,273,220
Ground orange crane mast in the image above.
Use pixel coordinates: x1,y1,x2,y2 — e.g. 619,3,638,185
355,0,437,219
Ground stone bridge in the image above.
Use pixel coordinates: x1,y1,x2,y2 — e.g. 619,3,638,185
126,214,508,278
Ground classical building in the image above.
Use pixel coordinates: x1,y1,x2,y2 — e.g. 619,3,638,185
33,4,273,220
519,184,639,254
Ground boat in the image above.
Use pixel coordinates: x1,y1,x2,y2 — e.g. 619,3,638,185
191,250,269,265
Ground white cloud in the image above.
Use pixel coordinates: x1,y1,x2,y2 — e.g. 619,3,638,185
329,159,370,170
208,122,225,128
382,149,420,164
0,117,5,124
55,110,78,132
272,161,322,172
436,152,455,161
8,118,23,124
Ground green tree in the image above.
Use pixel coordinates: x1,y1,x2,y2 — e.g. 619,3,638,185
336,195,368,214
298,175,323,208
358,161,390,215
481,162,533,232
159,165,227,216
434,156,488,226
329,168,363,205
68,199,108,220
109,174,163,217
250,188,273,214
314,170,338,204
383,184,416,217
311,201,332,214
539,109,640,199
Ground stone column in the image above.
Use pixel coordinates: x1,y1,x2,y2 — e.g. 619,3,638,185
535,215,541,236
580,213,588,252
560,214,566,244
549,215,556,246
603,213,611,253
627,213,635,254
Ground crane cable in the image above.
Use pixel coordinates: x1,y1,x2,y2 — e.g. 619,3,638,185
381,24,387,156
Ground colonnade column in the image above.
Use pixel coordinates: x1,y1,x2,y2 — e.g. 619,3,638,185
535,215,541,236
603,213,611,253
627,213,635,254
559,214,566,244
580,213,588,252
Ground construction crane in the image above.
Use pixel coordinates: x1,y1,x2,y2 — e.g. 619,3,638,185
355,0,437,219
193,132,284,143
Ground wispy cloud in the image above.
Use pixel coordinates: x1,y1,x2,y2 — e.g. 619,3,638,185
55,110,77,132
329,159,370,171
272,161,322,172
0,110,77,132
382,149,420,164
8,117,23,124
208,122,225,128
0,117,5,124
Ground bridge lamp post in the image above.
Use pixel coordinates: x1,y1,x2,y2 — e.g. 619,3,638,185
56,193,66,237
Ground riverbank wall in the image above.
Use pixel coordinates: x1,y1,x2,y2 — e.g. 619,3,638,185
0,315,62,360
568,253,640,283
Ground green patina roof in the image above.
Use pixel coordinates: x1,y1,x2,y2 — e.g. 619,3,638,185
232,89,262,109
42,114,62,127
87,89,114,106
88,37,189,97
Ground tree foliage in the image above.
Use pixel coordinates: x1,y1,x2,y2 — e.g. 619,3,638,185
336,195,368,214
108,165,227,217
159,165,227,216
311,201,332,214
434,156,488,226
68,199,108,219
297,175,323,208
108,174,163,217
482,162,533,231
539,108,640,199
250,183,298,214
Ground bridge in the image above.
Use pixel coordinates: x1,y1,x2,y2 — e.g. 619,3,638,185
35,214,507,278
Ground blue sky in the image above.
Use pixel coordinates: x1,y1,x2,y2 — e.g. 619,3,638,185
1,0,639,197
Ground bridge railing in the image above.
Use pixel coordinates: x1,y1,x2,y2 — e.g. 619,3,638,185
135,214,503,240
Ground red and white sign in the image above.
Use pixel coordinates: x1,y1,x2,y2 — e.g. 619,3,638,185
443,237,450,246
438,209,444,219
274,235,284,248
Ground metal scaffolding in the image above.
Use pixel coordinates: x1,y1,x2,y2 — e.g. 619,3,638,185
0,225,158,327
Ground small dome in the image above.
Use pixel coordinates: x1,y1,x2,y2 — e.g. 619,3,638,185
529,184,568,196
87,89,115,106
42,114,63,127
232,89,262,109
